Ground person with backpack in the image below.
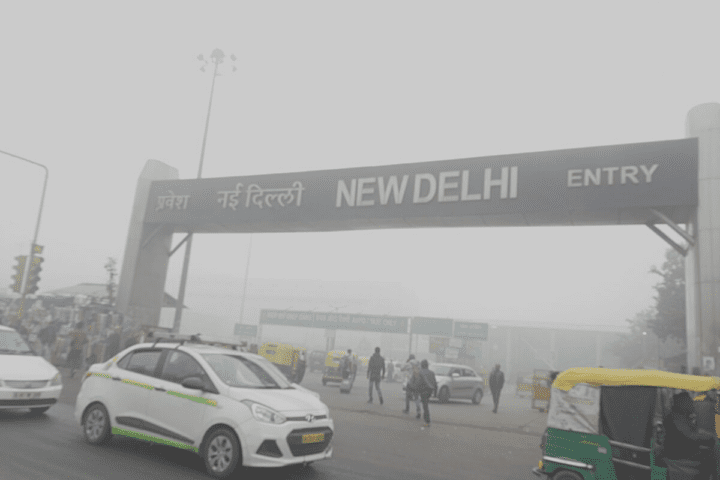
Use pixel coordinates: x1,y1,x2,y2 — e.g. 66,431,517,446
418,359,438,427
367,347,385,404
402,354,422,418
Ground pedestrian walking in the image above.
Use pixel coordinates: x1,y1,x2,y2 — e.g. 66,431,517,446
104,327,121,361
342,349,356,380
417,359,437,427
367,347,385,404
489,363,505,413
67,322,88,378
402,354,422,418
38,321,57,361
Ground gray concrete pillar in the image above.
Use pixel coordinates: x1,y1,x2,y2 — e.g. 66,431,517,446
686,104,720,374
116,160,178,328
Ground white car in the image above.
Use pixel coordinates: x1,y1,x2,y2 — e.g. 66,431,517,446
0,325,63,414
74,337,334,478
431,363,484,405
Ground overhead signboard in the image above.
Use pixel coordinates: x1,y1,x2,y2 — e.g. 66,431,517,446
411,317,454,336
454,321,489,340
234,324,258,337
259,309,409,335
143,139,698,233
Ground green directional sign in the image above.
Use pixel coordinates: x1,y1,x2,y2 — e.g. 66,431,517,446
453,321,488,340
259,309,409,334
234,324,258,337
411,317,453,336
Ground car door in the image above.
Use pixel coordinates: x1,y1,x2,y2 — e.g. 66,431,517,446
144,349,219,450
110,348,164,435
462,368,480,399
448,367,463,397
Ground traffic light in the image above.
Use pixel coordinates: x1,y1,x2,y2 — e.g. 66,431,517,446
25,256,43,294
10,255,27,293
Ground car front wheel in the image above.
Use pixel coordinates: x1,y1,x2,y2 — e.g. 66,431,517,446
472,389,483,405
438,386,450,403
83,403,111,445
203,427,241,479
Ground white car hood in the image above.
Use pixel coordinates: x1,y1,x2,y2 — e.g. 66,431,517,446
0,354,58,381
227,386,327,414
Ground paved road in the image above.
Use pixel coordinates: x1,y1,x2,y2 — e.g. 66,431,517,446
0,402,541,480
304,370,548,436
0,366,544,479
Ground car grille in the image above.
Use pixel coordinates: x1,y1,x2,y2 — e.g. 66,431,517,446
5,380,48,389
285,414,328,422
286,427,333,457
0,399,56,406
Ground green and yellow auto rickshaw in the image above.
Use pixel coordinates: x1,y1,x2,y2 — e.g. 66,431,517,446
322,350,348,386
533,367,720,480
258,342,307,384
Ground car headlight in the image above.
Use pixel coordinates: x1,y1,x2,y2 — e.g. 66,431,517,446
241,400,286,424
50,373,62,386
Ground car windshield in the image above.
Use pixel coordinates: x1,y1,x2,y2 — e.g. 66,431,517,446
432,365,453,376
202,353,292,389
0,330,34,355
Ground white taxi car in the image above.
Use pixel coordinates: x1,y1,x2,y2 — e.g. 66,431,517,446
0,325,63,414
75,336,334,479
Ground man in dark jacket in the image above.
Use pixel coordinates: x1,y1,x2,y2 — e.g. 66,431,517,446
489,364,505,413
367,347,385,404
418,359,438,427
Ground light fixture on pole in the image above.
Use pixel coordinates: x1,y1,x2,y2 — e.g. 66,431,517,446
173,49,237,334
0,149,48,323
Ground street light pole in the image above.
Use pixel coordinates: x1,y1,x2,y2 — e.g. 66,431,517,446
0,149,48,322
173,49,236,334
238,235,253,325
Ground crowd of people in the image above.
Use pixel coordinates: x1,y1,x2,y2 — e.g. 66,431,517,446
0,307,139,374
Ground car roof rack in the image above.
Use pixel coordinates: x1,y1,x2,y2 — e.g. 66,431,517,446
147,331,248,351
147,331,201,348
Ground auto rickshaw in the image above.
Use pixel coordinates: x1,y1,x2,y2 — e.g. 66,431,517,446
532,367,720,480
322,350,348,386
516,373,534,398
532,369,552,411
258,342,307,384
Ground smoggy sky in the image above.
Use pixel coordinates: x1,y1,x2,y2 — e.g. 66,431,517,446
1,1,716,330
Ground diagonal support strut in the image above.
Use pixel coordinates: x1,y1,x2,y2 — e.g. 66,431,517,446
649,208,695,246
646,223,689,257
169,233,192,257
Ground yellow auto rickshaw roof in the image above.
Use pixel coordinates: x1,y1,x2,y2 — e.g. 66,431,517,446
553,367,720,392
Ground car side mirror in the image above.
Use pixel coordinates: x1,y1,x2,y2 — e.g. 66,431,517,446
181,376,206,391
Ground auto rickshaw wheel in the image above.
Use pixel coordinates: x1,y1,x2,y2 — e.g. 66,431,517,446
551,470,583,480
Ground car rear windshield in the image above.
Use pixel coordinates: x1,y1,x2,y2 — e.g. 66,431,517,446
202,354,292,389
0,330,34,355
